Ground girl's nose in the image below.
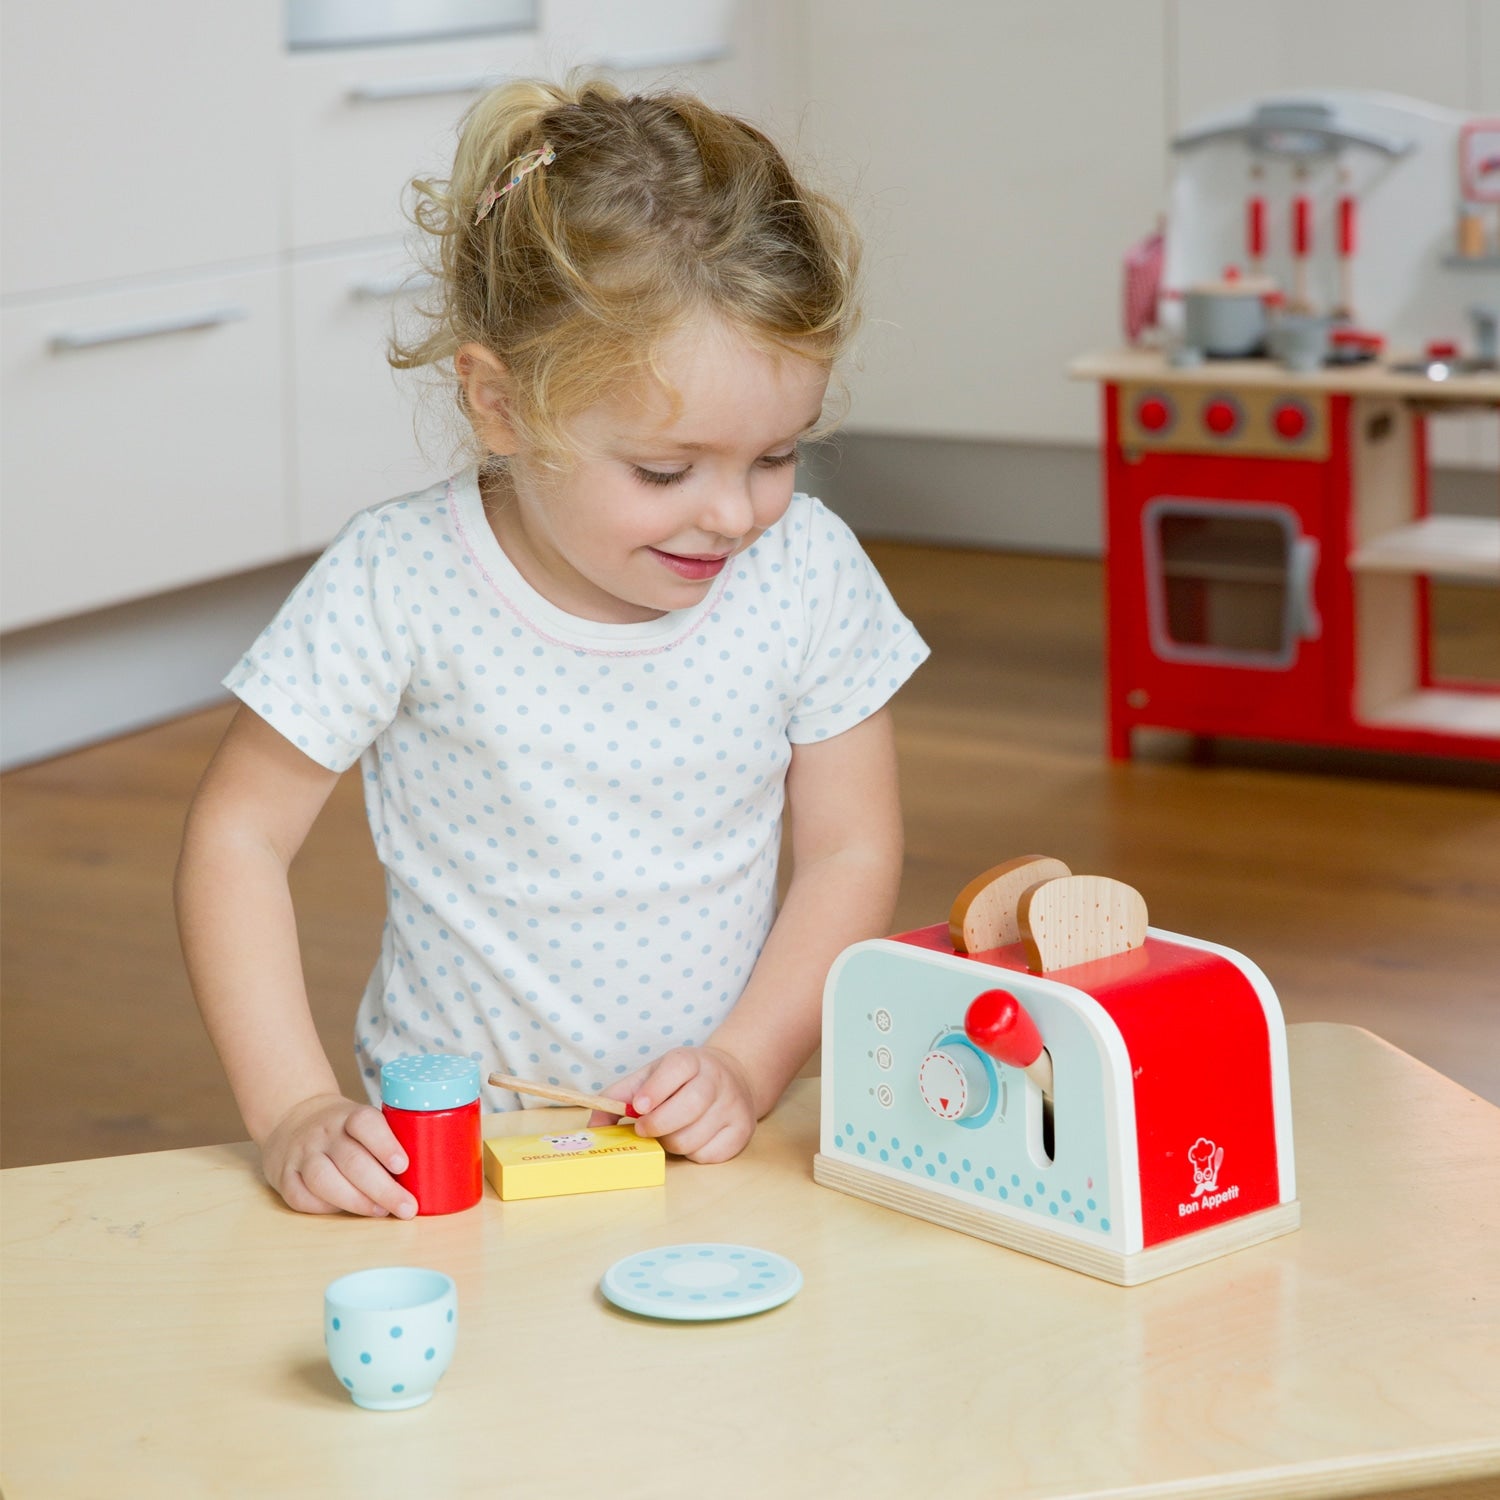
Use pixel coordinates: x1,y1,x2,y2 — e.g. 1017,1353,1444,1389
699,480,756,540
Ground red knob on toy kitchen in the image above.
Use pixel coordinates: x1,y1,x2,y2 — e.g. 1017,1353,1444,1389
1203,397,1240,437
1136,395,1173,433
381,1054,483,1214
1272,401,1310,440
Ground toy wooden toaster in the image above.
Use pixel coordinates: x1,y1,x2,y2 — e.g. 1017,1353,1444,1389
814,856,1299,1285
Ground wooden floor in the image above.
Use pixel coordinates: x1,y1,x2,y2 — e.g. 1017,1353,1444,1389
3,545,1498,1169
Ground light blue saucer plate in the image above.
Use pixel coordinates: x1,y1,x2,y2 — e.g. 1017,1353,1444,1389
600,1243,802,1321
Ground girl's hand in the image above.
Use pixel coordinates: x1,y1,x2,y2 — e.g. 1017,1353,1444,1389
258,1093,418,1218
597,1047,758,1162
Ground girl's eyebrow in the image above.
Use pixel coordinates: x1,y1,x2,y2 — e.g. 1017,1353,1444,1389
640,411,825,454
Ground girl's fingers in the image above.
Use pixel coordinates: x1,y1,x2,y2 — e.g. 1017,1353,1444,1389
344,1103,411,1176
589,1067,649,1126
653,1120,714,1158
281,1168,345,1216
329,1137,418,1219
609,1066,651,1108
631,1046,756,1159
261,1098,419,1217
624,1049,698,1116
634,1069,717,1141
656,1106,747,1161
299,1152,395,1219
684,1119,749,1164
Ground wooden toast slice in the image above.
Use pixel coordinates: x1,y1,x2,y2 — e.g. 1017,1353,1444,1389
1019,874,1148,973
948,855,1072,954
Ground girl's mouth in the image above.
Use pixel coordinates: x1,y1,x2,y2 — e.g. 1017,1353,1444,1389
650,548,730,581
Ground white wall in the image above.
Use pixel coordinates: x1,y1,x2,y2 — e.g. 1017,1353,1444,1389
798,0,1500,452
792,0,1499,552
800,0,1168,446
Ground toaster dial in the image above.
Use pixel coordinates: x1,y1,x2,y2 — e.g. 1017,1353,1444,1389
918,1041,992,1122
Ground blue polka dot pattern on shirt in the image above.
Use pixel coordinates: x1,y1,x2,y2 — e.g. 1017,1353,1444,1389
223,473,929,1108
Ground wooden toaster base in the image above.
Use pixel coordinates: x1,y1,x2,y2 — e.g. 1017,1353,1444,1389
814,1153,1301,1286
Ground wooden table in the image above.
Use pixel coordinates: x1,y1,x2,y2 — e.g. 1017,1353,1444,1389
3,1024,1497,1500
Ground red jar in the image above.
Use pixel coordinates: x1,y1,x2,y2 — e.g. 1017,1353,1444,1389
380,1055,483,1215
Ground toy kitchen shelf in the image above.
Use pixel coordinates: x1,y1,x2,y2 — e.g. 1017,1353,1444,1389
1070,350,1500,762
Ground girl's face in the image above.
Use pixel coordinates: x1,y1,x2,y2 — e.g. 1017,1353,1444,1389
483,319,830,624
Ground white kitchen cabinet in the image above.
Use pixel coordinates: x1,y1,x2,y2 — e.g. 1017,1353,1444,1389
0,3,281,297
288,244,446,549
1,270,288,630
283,31,539,250
1,4,778,644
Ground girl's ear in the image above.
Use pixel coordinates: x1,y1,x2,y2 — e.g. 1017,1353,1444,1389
456,343,520,455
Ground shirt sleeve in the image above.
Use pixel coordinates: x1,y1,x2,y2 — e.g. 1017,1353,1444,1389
786,497,930,744
222,509,414,772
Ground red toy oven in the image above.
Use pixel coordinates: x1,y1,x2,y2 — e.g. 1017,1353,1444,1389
1101,379,1500,762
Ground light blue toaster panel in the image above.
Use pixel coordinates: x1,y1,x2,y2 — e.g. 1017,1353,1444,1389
823,943,1126,1245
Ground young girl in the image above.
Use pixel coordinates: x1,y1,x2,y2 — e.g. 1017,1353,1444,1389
176,75,928,1219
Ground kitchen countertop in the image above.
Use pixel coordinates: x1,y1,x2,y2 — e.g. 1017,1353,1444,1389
1070,347,1500,403
3,1023,1498,1500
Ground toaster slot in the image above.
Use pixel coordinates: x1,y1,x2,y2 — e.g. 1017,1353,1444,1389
1027,1066,1055,1168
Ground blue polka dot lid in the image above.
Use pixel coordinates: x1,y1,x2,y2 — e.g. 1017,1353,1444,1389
380,1055,481,1112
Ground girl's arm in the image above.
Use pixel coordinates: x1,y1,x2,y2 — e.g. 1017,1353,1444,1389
617,706,904,1160
175,707,415,1217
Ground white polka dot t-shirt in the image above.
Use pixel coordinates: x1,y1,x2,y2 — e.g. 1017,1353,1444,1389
224,470,929,1110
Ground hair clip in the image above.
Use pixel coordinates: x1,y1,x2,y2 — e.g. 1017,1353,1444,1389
474,144,557,224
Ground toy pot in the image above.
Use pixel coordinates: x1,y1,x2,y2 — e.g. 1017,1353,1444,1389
1182,276,1275,357
1268,315,1331,372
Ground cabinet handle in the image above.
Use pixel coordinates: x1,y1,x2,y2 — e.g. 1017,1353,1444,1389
1289,536,1323,642
350,272,436,301
347,74,500,102
597,44,730,69
49,306,249,353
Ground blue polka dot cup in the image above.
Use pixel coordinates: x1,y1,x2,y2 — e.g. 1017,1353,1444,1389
324,1267,457,1411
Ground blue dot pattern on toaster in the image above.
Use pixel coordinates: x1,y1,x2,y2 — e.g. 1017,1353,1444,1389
380,1054,482,1112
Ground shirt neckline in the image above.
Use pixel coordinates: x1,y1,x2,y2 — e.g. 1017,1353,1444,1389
445,468,733,655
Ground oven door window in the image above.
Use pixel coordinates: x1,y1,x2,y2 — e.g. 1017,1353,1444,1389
1143,499,1320,669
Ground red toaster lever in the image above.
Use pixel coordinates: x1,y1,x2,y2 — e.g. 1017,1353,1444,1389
965,990,1054,1097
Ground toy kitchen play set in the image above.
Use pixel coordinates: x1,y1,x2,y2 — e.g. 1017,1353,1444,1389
815,857,1299,1287
1072,91,1500,762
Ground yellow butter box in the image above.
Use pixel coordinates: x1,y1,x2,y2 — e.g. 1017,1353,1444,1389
483,1125,666,1201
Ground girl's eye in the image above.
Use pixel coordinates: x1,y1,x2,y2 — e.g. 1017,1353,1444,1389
632,466,689,487
630,447,798,486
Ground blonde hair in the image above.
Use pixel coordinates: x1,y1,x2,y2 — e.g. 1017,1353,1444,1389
391,75,862,467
